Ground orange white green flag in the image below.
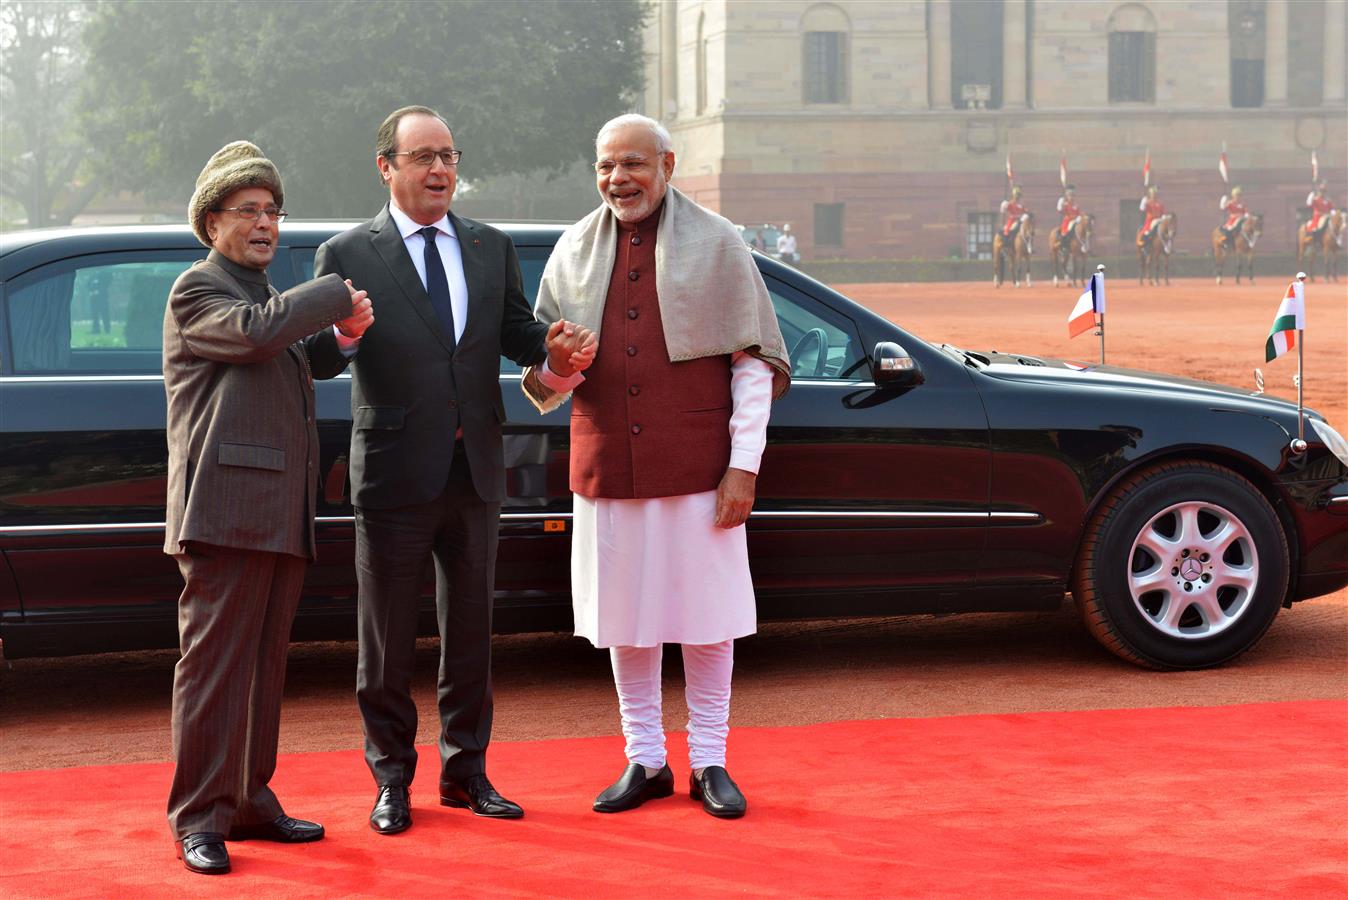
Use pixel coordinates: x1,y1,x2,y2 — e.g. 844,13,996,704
1264,280,1304,362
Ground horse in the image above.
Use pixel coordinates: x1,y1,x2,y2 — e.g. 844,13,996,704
1212,212,1263,285
1325,211,1346,282
1137,212,1176,286
1050,214,1093,288
993,212,1035,288
1300,210,1346,282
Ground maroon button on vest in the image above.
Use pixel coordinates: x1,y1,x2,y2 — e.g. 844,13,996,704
569,211,732,499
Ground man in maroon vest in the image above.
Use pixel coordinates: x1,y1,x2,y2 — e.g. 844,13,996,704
523,114,790,819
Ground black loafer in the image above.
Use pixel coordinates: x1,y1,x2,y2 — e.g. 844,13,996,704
440,774,524,819
690,766,746,818
228,813,324,843
176,832,230,875
593,763,674,813
370,785,412,834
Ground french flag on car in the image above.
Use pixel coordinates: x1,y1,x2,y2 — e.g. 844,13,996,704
1068,271,1106,339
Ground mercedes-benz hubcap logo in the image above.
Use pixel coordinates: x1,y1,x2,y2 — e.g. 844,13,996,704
1180,559,1202,581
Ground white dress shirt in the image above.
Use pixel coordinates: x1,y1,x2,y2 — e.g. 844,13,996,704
387,201,469,343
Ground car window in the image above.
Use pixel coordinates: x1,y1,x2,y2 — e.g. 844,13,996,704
762,274,865,380
289,245,547,376
5,251,201,374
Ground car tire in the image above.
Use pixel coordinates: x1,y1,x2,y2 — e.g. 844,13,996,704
1073,461,1289,670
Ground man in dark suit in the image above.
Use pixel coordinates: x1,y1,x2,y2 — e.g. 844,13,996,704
164,141,373,874
308,106,593,834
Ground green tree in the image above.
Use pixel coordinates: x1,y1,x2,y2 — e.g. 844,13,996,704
1,1,100,227
80,0,647,219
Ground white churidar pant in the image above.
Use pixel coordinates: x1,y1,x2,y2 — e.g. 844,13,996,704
611,640,734,770
542,352,775,769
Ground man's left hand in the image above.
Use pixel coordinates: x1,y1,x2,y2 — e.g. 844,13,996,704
545,319,597,377
714,467,756,529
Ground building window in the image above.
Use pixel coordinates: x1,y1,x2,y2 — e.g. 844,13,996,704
803,31,847,103
1108,4,1157,103
814,203,844,247
966,213,995,261
1229,0,1265,108
952,0,1003,109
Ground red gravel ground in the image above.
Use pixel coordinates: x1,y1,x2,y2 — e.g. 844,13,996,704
0,276,1344,771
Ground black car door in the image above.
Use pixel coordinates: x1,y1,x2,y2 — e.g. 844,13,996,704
748,272,992,615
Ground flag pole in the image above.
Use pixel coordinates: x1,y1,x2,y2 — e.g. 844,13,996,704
1096,264,1106,364
1295,271,1307,450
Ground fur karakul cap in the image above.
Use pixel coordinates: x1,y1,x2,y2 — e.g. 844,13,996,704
188,141,284,247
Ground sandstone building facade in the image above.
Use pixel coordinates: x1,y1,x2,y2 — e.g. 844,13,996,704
641,0,1347,261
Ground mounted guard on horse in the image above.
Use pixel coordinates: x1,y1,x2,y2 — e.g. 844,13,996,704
1050,185,1092,287
1136,185,1175,285
1299,182,1344,281
993,185,1034,288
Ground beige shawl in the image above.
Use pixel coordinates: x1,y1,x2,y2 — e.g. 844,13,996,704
522,187,790,412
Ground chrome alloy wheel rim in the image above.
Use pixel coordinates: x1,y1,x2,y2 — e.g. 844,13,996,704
1127,501,1258,640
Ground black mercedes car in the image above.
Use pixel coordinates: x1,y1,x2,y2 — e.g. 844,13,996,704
2,223,1346,669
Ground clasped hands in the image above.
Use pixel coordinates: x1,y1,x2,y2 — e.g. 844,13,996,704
336,279,374,338
545,320,598,377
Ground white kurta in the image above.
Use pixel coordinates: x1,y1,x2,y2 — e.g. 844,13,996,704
540,353,775,648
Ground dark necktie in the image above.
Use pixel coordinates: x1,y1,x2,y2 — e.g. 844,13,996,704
418,225,456,349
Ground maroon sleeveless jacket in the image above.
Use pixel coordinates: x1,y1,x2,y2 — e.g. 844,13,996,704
569,213,732,499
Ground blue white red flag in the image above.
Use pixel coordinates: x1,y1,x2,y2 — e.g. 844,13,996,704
1068,272,1106,338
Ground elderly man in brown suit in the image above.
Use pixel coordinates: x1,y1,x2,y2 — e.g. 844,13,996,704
163,141,373,874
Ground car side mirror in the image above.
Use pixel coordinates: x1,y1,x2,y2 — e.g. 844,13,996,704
870,341,923,387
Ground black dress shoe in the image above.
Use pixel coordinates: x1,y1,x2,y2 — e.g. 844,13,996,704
439,774,524,819
593,763,674,813
228,814,324,843
370,785,412,834
176,832,230,875
690,766,746,818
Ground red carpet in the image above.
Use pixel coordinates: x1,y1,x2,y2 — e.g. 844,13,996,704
2,701,1345,898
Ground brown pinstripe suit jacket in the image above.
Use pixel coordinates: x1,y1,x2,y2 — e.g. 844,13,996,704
162,250,352,559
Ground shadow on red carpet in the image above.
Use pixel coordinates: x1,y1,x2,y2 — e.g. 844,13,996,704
2,701,1345,898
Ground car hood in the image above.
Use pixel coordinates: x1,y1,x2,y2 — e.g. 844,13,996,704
974,350,1321,420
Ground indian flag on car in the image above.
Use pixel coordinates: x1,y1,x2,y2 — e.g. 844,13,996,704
1264,280,1304,362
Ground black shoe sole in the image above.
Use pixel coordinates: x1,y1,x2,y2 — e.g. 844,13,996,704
176,849,230,875
439,796,525,818
689,786,747,818
369,817,412,835
593,781,675,813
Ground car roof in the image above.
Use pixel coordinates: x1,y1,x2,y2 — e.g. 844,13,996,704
0,221,568,258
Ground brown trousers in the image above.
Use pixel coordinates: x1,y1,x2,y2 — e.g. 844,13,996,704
167,542,307,838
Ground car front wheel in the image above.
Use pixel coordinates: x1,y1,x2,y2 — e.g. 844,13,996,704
1073,461,1289,670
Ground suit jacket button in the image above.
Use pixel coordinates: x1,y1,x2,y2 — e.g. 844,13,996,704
628,270,639,281
627,308,638,319
631,234,642,246
626,346,637,357
447,400,458,410
630,424,641,435
629,385,640,396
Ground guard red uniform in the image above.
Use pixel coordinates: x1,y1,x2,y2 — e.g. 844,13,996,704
1057,197,1082,236
1307,191,1336,232
1138,195,1166,242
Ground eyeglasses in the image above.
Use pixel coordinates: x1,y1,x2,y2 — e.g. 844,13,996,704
214,204,287,223
594,156,654,176
387,149,463,168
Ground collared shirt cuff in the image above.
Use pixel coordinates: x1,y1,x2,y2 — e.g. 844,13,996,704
728,451,761,475
538,357,585,392
333,325,360,356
